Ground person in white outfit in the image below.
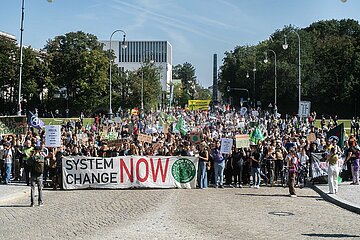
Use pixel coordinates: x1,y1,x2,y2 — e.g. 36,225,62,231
326,147,339,194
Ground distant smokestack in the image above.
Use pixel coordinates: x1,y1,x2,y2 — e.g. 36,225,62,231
212,54,218,104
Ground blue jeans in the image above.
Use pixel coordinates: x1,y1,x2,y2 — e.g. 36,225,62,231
198,161,208,189
214,161,225,186
251,167,261,187
4,163,11,184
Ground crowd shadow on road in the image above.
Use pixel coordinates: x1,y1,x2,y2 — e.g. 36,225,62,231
0,204,31,208
235,193,319,199
302,233,360,238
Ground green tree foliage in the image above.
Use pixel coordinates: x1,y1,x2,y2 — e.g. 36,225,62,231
219,19,360,117
172,62,209,107
0,36,17,113
44,31,109,114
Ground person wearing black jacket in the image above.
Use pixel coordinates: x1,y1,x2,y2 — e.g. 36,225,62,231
232,148,245,188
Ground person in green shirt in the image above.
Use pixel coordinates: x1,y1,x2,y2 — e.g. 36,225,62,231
22,140,34,186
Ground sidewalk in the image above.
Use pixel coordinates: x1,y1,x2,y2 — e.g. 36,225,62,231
0,182,30,204
312,181,360,214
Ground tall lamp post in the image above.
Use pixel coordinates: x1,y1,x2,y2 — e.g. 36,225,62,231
264,49,277,107
246,64,256,108
283,30,301,117
17,0,53,115
109,29,127,118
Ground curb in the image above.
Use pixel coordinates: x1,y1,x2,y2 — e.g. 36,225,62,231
311,184,360,215
0,188,30,204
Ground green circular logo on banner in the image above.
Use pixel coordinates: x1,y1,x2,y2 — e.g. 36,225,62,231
172,158,196,183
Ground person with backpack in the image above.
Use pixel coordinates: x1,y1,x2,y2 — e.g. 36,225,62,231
29,146,44,207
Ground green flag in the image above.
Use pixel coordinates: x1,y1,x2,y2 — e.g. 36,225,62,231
168,115,177,123
175,116,187,136
159,117,165,127
160,112,168,120
249,127,265,144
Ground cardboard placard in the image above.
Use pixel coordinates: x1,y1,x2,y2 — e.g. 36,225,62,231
307,133,316,143
220,138,233,154
235,134,250,148
138,133,152,143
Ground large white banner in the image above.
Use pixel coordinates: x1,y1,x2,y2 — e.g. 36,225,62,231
62,156,199,190
311,153,344,179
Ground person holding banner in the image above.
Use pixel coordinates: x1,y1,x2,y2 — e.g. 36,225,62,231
197,142,209,189
326,147,339,194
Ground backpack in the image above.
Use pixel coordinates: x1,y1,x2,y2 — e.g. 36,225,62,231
33,155,44,174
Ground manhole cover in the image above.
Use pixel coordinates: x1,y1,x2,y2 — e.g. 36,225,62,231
268,211,294,216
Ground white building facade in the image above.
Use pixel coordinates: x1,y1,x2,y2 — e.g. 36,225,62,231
101,40,172,92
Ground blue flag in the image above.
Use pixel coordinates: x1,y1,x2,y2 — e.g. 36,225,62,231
28,111,45,130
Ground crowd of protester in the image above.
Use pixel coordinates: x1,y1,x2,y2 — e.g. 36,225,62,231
1,106,359,197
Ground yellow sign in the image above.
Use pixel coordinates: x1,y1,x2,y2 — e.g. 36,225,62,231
188,100,211,110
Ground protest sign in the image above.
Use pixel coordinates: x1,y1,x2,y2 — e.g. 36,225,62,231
76,134,89,145
306,133,316,143
107,139,123,147
45,125,62,147
235,135,250,148
62,156,199,189
188,100,211,111
138,133,152,143
163,124,169,134
190,133,201,143
0,116,27,136
220,138,233,154
240,107,247,116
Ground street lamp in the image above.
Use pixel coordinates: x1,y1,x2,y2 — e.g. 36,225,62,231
252,63,256,108
141,50,154,111
109,29,127,118
17,0,53,115
264,49,277,107
283,31,301,117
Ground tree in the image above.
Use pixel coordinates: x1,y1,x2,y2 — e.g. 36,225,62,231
0,36,17,114
44,31,109,114
218,19,360,117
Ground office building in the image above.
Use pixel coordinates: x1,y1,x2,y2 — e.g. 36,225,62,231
101,40,172,92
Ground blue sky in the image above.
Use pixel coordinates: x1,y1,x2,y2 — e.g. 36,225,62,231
1,0,359,87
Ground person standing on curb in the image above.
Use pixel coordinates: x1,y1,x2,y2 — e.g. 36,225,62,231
30,146,44,207
326,147,339,194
